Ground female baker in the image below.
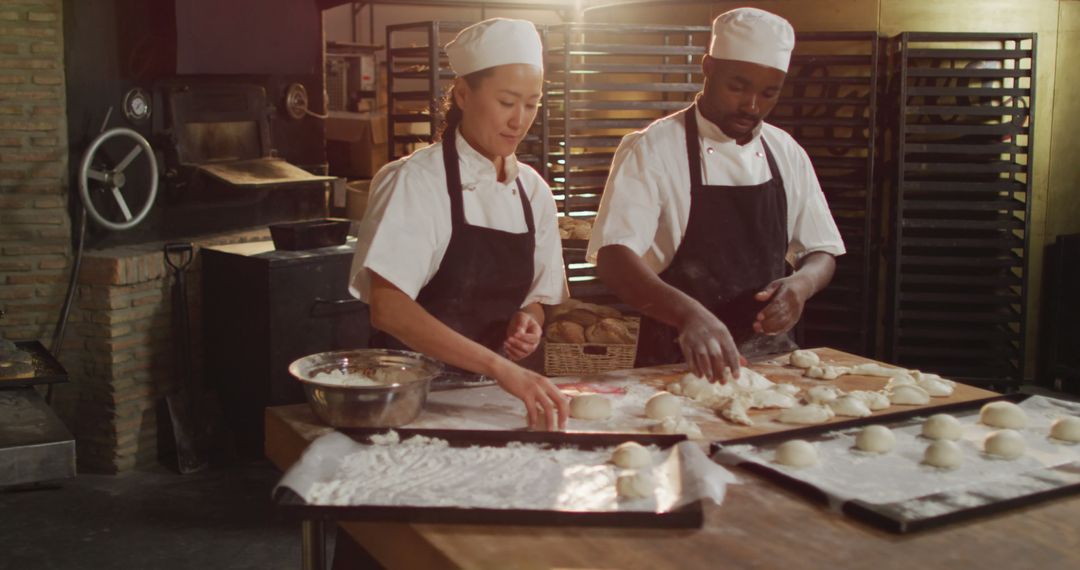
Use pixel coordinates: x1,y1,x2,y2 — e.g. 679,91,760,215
349,18,569,430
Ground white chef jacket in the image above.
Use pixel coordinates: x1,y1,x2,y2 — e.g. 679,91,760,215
349,133,569,308
587,104,846,273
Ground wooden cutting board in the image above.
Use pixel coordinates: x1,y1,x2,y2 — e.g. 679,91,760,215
635,347,1000,442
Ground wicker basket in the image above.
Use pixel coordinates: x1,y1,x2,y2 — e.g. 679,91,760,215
543,317,640,376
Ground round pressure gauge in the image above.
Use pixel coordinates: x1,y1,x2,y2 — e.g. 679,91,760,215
122,87,151,122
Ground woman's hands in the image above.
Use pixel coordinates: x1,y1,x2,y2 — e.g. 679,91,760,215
504,310,543,361
492,360,568,430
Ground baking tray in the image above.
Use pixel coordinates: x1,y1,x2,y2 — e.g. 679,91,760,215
274,428,704,528
0,341,69,388
712,394,1080,533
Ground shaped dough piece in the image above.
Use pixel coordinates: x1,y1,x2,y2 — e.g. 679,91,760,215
611,442,651,469
569,394,612,420
667,373,710,399
616,470,654,499
805,385,842,404
917,376,955,397
923,440,963,469
772,383,801,397
828,395,872,418
984,429,1025,459
644,392,681,420
778,404,835,425
805,365,850,381
922,414,962,440
789,349,820,369
774,440,818,468
724,367,775,390
651,416,703,439
885,373,917,389
718,396,753,426
1050,417,1080,443
855,425,895,453
979,401,1027,429
889,384,930,406
847,390,891,411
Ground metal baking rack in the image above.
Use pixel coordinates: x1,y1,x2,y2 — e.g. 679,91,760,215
384,20,549,176
884,32,1036,389
773,32,882,358
544,23,710,301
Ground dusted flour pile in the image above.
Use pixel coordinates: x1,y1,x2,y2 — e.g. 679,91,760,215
303,433,675,511
311,368,406,387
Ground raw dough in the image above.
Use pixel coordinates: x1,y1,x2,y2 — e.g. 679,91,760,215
789,349,820,369
616,470,653,499
805,365,850,381
718,397,753,426
1050,417,1080,443
545,321,585,344
979,401,1027,429
984,429,1025,459
805,385,842,404
748,389,797,409
917,376,955,397
922,414,962,441
847,390,891,411
666,373,710,398
912,370,955,386
569,394,612,420
651,416,703,439
923,440,963,469
644,392,681,420
855,425,895,453
889,384,930,406
827,395,872,418
610,442,651,469
778,404,835,425
772,383,802,397
774,440,818,468
885,373,917,389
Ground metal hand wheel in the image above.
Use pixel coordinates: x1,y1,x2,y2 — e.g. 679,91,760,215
78,127,158,231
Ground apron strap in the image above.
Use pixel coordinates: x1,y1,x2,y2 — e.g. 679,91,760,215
683,105,704,191
514,178,535,234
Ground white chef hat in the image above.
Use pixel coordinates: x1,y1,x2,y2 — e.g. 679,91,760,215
445,18,544,77
709,8,795,72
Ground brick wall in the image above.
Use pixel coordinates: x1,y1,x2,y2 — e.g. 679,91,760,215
0,0,69,342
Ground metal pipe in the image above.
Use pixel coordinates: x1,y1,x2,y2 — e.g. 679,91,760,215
300,520,326,570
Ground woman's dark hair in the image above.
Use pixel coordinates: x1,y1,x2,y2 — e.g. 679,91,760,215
435,68,495,141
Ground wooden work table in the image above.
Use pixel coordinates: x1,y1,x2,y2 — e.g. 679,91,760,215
266,404,1080,570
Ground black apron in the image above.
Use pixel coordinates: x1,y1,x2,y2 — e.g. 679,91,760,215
370,127,536,363
635,105,790,367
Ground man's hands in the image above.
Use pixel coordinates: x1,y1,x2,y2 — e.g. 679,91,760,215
753,273,813,336
492,361,569,430
504,310,543,361
677,305,741,383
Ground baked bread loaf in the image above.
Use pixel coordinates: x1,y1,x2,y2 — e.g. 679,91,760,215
585,318,636,344
545,321,586,344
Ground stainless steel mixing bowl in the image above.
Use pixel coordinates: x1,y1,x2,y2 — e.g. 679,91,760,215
287,349,443,428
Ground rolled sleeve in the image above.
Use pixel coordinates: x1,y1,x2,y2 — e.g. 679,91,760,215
523,175,569,307
349,163,448,301
787,146,846,263
586,132,663,264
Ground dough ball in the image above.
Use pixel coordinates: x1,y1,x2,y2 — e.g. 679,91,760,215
855,425,895,453
889,384,930,406
610,442,651,469
848,390,891,411
585,318,635,344
650,416,703,439
569,394,612,420
545,320,586,344
984,429,1025,459
644,392,681,420
917,377,954,397
1050,417,1080,443
805,385,841,404
922,440,963,469
774,440,818,468
828,395,872,418
922,414,962,440
789,349,820,369
616,470,653,499
979,401,1027,429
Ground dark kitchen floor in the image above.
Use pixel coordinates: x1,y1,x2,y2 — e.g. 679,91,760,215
0,460,328,570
